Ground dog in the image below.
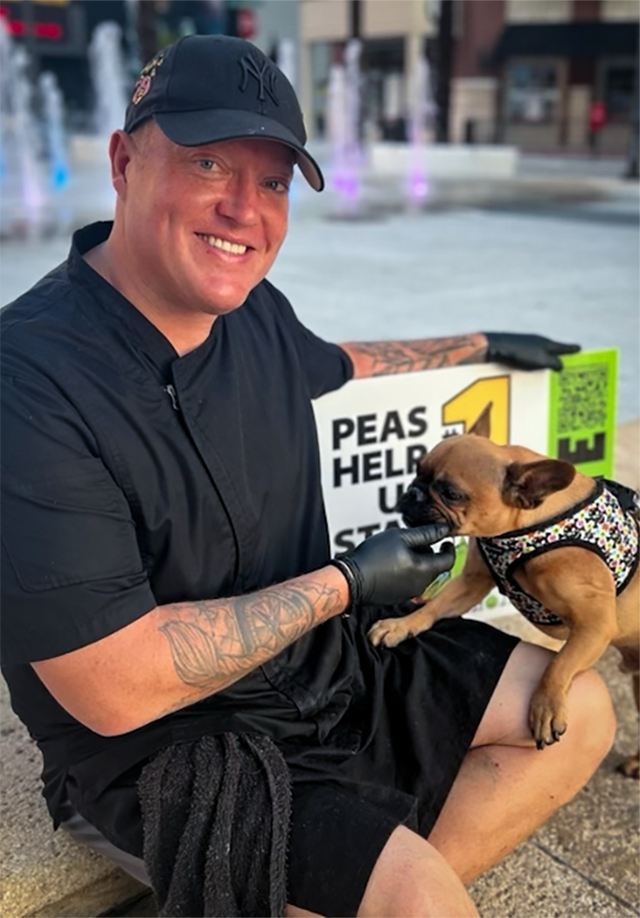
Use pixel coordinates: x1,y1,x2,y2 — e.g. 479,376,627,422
368,406,639,777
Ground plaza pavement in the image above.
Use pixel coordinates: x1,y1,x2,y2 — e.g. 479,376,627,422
0,150,638,917
2,149,638,421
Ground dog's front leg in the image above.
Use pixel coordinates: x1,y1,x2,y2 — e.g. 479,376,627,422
368,538,494,648
518,550,619,748
529,619,617,747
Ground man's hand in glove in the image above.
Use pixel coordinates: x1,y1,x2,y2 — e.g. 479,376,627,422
330,523,455,611
484,333,581,371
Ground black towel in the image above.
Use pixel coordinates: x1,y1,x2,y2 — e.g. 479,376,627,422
137,733,291,917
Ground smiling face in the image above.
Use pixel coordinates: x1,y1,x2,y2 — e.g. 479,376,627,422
101,124,294,349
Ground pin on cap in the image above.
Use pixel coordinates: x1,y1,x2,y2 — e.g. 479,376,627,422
124,35,324,191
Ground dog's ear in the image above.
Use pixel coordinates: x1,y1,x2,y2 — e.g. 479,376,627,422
502,459,576,509
468,402,492,439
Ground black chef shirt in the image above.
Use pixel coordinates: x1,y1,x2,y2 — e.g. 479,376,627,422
1,222,356,824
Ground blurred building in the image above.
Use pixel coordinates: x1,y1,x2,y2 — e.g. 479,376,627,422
0,0,264,128
458,0,639,155
297,0,639,155
297,0,436,141
251,0,299,58
2,0,636,155
1,1,131,127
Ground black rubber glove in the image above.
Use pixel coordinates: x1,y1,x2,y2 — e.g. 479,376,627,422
484,332,581,371
331,523,455,610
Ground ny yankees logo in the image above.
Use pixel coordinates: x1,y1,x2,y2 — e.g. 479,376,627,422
238,53,279,105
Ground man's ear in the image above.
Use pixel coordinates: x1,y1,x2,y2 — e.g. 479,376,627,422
109,130,135,198
468,402,492,439
502,459,576,509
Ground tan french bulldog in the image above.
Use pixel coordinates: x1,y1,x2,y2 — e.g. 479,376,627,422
368,406,640,776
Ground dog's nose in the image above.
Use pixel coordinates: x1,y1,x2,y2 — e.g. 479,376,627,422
406,485,427,503
396,485,427,514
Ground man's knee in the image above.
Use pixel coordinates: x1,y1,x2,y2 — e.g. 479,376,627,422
357,825,478,918
474,641,617,757
566,667,617,764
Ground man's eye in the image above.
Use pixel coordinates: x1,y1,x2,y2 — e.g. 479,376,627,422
265,179,290,193
198,160,216,171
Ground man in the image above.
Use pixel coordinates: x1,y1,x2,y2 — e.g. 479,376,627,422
1,36,614,918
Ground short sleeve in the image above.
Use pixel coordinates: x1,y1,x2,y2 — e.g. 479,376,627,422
264,281,354,398
1,373,157,665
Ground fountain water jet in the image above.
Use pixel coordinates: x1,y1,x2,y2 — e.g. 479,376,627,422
277,38,296,88
0,19,9,185
88,21,128,212
327,39,364,218
405,54,435,209
89,21,128,140
8,48,46,238
39,71,69,192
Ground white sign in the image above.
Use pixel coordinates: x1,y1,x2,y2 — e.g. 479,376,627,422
314,362,549,552
313,363,551,619
313,352,618,620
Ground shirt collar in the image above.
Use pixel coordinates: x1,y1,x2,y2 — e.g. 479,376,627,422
67,221,219,377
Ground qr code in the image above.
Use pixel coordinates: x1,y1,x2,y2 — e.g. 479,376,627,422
556,364,609,434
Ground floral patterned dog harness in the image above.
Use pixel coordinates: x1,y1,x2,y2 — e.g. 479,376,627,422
477,479,639,627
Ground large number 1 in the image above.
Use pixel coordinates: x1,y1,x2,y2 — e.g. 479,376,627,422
442,376,511,444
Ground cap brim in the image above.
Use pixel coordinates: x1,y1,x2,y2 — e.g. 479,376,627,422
154,109,324,192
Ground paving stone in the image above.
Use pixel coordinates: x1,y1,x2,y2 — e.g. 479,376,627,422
458,606,639,917
469,839,639,918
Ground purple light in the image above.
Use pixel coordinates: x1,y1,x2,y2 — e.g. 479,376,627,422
408,170,429,203
332,168,359,200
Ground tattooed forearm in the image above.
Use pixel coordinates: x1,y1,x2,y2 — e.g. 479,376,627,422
342,335,488,377
158,579,341,692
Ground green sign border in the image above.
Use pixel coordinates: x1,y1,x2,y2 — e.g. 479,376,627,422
547,349,617,479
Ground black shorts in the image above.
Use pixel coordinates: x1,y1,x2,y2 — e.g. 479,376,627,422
281,615,519,915
65,615,519,917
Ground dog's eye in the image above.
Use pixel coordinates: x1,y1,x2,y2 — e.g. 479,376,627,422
438,482,465,503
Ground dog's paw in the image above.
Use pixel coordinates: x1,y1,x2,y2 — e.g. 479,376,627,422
368,618,413,648
617,754,640,779
529,689,568,749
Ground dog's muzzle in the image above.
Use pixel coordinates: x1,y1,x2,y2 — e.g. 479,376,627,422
398,484,440,527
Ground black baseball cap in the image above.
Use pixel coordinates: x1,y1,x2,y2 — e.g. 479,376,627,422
124,34,324,191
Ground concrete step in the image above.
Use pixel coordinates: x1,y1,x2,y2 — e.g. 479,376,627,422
0,666,147,917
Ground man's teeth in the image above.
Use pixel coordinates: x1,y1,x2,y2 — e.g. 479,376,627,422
202,234,247,255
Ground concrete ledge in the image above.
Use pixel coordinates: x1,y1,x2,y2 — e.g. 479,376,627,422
67,136,111,169
0,677,147,918
368,142,520,180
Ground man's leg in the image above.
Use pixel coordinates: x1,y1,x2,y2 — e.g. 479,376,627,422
64,643,615,918
350,641,614,918
357,826,479,918
428,641,616,882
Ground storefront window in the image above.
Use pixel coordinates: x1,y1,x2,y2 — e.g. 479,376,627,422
603,65,635,119
505,61,560,123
